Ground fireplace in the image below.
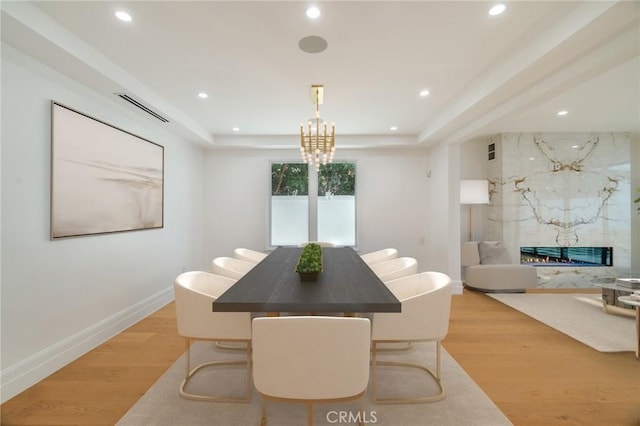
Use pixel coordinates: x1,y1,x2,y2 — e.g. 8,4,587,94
520,247,613,267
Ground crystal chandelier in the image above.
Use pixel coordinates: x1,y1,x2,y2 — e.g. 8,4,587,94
300,84,335,170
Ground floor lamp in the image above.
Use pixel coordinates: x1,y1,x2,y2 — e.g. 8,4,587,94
460,180,489,241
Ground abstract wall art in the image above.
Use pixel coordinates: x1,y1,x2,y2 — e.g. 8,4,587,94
50,102,164,239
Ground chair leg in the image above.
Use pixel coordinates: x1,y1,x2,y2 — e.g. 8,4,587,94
375,341,413,352
179,338,252,403
215,340,249,350
370,340,445,404
184,339,191,378
260,399,267,426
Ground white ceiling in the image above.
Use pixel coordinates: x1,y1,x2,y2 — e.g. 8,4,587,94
2,1,639,149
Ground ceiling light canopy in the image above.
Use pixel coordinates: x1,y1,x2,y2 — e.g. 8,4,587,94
300,84,335,170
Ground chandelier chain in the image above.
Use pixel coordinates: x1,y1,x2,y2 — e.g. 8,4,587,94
300,85,335,170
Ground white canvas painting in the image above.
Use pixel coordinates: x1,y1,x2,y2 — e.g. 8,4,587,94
51,103,164,238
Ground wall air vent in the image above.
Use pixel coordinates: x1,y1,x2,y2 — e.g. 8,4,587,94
488,142,496,160
114,93,169,123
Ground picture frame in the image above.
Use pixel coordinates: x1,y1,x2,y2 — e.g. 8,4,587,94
50,102,164,239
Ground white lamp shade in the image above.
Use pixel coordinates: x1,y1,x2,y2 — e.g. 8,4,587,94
460,180,489,204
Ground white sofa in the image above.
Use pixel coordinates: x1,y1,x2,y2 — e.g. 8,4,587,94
461,241,537,293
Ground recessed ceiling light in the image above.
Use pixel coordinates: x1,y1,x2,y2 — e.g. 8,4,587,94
232,127,240,132
390,126,398,131
571,145,580,149
419,89,430,97
557,110,568,116
489,4,506,16
197,92,208,99
306,6,321,19
529,157,536,161
115,11,132,22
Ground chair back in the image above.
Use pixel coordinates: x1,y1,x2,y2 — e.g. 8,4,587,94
369,257,418,282
360,248,398,265
252,316,371,400
233,247,268,264
372,272,451,342
174,271,251,340
212,256,255,280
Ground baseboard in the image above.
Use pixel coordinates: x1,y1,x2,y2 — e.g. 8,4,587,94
0,286,174,404
451,279,463,295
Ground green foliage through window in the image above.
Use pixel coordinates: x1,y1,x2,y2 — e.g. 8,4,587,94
318,163,356,196
271,162,356,197
271,163,308,195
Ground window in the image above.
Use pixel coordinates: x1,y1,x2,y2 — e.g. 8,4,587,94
317,163,356,246
270,162,356,246
271,163,309,246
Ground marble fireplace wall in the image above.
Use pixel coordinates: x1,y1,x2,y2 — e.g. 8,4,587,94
486,132,631,288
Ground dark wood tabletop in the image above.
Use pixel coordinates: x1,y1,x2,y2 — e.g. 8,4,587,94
212,247,401,314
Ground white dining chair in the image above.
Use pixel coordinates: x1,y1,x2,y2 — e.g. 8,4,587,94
371,271,452,404
174,271,252,402
360,248,398,265
369,257,418,282
252,316,371,425
233,247,268,264
212,256,255,280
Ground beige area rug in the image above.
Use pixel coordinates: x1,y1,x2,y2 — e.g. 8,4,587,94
117,341,512,426
488,293,635,352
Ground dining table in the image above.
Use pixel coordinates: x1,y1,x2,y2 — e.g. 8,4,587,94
212,246,401,315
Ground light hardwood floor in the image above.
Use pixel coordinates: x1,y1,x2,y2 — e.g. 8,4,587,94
2,289,639,425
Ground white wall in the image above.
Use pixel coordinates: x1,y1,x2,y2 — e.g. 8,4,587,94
202,148,435,271
0,45,204,402
425,141,463,293
202,149,271,266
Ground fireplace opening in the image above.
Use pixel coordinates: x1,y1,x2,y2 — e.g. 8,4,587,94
520,247,613,267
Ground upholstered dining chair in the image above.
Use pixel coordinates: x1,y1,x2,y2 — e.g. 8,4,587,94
252,316,371,426
370,271,452,404
212,256,255,280
233,247,268,264
174,271,252,402
360,248,398,265
369,257,418,282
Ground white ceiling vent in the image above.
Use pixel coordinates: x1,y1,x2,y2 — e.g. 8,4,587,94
115,93,169,123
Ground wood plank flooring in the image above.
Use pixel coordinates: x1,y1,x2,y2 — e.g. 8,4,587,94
2,289,639,425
